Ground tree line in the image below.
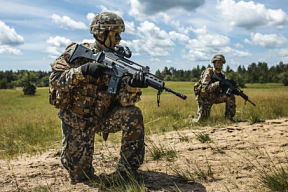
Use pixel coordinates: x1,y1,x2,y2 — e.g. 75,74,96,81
0,70,50,93
0,61,288,91
155,61,288,87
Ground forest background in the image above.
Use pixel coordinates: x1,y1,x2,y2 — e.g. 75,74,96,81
1,61,288,89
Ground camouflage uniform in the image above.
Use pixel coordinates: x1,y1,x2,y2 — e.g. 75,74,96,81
194,67,236,121
49,38,144,181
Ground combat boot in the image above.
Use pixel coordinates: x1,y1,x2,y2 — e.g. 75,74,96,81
188,115,199,122
225,115,235,122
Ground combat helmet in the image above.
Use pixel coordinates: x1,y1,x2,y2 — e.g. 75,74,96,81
90,12,125,36
211,54,226,64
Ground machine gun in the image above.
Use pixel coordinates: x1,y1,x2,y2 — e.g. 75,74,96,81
212,73,256,106
68,44,187,106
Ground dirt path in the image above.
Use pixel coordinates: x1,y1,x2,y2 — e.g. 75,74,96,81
1,118,287,191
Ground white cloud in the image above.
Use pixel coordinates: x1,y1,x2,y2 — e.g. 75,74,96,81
250,33,288,48
182,49,210,61
0,21,24,45
0,45,22,55
269,48,288,63
97,5,124,17
87,12,95,23
51,14,88,30
120,21,174,57
220,47,251,57
169,31,190,44
217,0,288,30
150,58,160,62
47,36,71,47
44,46,61,58
229,59,240,66
172,27,250,61
158,12,181,29
166,60,172,63
129,0,205,17
185,33,231,49
125,21,136,34
234,43,243,48
269,48,288,57
244,38,253,45
82,39,95,44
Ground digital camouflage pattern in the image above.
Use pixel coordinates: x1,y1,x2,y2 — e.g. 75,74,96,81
196,92,236,121
90,12,125,36
211,54,226,64
193,67,236,122
49,42,144,181
60,104,144,181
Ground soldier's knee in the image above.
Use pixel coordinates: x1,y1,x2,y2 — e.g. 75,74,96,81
228,94,235,100
127,105,143,122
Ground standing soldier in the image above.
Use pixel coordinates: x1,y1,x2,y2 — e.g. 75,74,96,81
190,54,236,122
49,12,146,183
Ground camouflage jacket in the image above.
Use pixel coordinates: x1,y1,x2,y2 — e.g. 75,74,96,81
199,67,225,98
49,42,142,129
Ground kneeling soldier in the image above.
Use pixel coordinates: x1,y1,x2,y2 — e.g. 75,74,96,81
191,54,236,122
49,12,146,183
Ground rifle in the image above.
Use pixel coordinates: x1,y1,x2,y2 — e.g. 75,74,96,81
212,73,256,106
68,44,187,106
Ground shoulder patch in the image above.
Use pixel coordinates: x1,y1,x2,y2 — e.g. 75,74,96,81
50,56,70,71
65,42,77,50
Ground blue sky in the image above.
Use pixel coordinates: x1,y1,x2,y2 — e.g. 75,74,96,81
1,0,288,73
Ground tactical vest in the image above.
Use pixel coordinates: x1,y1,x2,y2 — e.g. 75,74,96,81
49,73,115,118
194,67,224,98
49,42,116,118
193,69,207,96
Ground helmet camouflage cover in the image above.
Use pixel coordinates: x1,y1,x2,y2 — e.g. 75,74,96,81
90,12,125,36
211,54,226,64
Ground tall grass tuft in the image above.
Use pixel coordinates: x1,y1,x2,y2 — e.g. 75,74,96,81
145,136,177,161
195,132,213,143
169,158,214,183
236,149,288,191
246,106,263,124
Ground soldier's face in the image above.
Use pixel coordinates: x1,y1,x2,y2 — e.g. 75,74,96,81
214,61,224,70
105,31,122,49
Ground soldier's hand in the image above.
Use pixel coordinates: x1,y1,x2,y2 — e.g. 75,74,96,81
128,71,148,88
229,79,236,86
81,63,110,77
219,80,230,88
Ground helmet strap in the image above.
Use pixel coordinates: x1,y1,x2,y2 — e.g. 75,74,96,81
93,31,109,48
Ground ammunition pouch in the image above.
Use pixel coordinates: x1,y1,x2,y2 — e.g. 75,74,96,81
193,81,202,96
49,85,71,110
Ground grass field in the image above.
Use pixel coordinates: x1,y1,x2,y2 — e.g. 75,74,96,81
0,82,288,159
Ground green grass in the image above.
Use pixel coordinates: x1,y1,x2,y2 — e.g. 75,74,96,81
0,88,61,159
0,83,288,159
170,158,214,183
194,132,213,143
146,136,177,161
237,149,288,191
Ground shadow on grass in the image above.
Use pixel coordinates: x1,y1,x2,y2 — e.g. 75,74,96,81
82,170,207,192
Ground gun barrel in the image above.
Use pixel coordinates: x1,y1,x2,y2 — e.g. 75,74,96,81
248,100,256,106
164,87,187,100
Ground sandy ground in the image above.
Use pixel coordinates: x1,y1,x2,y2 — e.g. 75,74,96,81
0,118,288,192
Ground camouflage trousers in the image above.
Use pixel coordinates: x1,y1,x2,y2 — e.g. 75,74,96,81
195,92,236,121
60,105,145,181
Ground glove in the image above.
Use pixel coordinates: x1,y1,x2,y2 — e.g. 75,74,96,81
128,71,148,88
229,79,236,86
81,63,110,77
219,80,230,88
